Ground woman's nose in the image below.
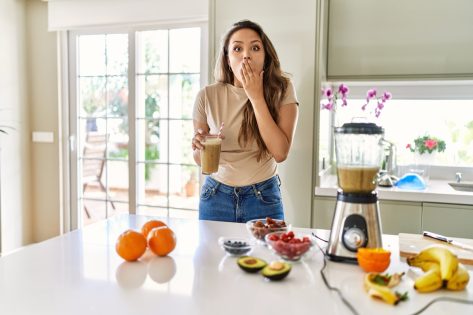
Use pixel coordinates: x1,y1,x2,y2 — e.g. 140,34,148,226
243,56,251,60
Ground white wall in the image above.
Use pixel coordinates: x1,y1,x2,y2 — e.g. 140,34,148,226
0,0,33,253
26,0,61,243
211,0,317,227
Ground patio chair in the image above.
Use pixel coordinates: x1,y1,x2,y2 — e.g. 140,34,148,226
82,132,116,218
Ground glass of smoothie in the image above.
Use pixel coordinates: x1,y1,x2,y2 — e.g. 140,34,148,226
200,135,222,175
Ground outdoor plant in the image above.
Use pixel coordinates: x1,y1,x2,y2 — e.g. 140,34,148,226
321,84,392,118
406,135,446,155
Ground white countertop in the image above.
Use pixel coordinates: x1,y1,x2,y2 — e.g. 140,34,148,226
316,175,473,205
1,214,472,315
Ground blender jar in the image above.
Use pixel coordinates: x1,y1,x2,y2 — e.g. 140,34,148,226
334,123,385,193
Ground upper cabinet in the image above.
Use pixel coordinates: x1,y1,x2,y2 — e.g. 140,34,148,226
327,0,473,79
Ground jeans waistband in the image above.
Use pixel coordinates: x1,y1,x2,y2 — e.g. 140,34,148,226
206,175,280,195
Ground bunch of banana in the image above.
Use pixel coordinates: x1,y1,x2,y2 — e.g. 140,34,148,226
363,272,408,305
407,246,470,292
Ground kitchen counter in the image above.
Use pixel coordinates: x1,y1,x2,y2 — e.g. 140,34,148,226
1,214,472,315
316,175,473,205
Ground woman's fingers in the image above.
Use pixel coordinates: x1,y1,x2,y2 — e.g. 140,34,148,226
192,128,205,150
241,60,257,87
240,63,248,85
245,60,255,77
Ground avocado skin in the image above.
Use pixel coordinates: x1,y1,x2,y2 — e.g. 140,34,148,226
261,263,291,281
237,256,267,273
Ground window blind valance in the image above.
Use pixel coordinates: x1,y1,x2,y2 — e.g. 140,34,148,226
47,0,208,31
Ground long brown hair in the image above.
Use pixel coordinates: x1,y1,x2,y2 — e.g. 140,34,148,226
214,20,289,161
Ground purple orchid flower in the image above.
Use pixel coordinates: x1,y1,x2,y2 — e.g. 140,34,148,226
366,89,377,99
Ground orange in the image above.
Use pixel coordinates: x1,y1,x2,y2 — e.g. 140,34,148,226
142,220,167,239
357,248,391,273
116,229,147,262
148,226,177,257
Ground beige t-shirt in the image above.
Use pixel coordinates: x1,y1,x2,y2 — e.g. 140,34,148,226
193,80,298,186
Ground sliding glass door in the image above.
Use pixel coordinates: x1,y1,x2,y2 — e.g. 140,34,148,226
69,24,206,226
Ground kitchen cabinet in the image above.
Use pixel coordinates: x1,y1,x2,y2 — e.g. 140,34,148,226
312,197,422,234
422,202,473,239
327,0,473,79
379,200,422,235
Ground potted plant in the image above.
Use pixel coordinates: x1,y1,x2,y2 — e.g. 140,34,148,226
406,135,446,183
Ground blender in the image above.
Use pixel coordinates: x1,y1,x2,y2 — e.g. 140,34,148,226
326,122,385,262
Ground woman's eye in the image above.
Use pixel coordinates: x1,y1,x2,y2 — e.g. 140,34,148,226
252,45,261,51
232,46,241,52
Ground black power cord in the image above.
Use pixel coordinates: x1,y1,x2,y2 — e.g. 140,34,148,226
311,232,473,315
312,233,360,315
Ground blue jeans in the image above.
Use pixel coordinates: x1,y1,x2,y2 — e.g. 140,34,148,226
199,175,284,223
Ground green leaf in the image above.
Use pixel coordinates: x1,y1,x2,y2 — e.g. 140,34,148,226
373,274,391,286
395,291,409,301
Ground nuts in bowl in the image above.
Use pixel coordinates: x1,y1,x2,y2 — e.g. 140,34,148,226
265,231,314,261
246,217,290,242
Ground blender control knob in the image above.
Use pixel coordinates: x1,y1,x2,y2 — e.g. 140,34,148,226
343,227,367,252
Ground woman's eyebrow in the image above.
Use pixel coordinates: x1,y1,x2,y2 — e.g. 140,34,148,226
231,40,262,44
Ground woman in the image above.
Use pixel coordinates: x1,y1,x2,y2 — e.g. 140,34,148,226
192,20,299,222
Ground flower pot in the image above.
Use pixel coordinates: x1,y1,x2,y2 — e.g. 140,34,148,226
409,152,437,185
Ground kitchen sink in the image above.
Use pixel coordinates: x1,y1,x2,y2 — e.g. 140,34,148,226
448,181,473,192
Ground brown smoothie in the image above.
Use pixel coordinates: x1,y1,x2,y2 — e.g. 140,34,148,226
201,136,222,174
337,166,379,193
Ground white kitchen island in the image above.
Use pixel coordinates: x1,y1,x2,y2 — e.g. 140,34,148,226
0,214,472,315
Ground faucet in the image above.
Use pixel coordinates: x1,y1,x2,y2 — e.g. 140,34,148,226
455,172,462,183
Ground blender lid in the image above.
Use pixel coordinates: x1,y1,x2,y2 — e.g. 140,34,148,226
335,122,384,135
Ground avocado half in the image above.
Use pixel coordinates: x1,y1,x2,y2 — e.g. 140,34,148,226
261,261,291,281
237,256,267,273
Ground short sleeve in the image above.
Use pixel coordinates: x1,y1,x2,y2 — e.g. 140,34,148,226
193,88,207,123
281,79,299,106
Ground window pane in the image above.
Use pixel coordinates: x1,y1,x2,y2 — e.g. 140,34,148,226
332,99,473,167
169,74,200,119
137,74,168,118
137,206,168,217
107,160,129,202
137,30,168,73
79,77,106,118
137,119,168,163
106,34,128,75
82,198,107,224
107,76,128,117
169,165,199,210
140,164,168,207
107,117,128,158
169,28,200,73
169,120,194,165
79,35,106,76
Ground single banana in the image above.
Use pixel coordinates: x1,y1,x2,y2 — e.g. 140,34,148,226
364,273,401,305
446,263,470,291
407,260,441,273
414,269,443,293
407,246,458,283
